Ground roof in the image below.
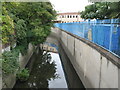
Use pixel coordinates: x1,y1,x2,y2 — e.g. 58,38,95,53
58,12,80,15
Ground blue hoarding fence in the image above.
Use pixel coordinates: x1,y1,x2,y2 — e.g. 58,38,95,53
54,19,120,57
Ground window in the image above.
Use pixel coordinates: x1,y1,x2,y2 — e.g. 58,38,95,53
76,15,78,18
67,15,69,18
73,15,75,18
62,15,64,18
70,15,72,18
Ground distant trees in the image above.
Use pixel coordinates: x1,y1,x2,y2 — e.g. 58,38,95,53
81,2,120,19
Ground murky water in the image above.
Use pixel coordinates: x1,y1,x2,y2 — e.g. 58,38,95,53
13,46,85,89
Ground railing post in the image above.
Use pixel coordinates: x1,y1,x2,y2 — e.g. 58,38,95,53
93,19,97,43
83,22,85,38
109,19,113,51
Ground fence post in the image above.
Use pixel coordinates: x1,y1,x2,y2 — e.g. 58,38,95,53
109,19,113,51
93,19,97,43
83,22,85,38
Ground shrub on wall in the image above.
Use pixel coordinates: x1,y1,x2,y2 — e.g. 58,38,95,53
16,68,30,82
2,49,19,75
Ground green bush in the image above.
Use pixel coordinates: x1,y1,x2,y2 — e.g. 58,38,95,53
2,50,19,74
17,68,30,82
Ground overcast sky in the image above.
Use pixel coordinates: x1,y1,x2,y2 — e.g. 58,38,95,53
50,0,92,13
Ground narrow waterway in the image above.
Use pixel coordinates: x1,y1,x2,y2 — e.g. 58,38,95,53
13,46,85,89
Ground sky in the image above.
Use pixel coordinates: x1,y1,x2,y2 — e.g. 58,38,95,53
49,0,92,13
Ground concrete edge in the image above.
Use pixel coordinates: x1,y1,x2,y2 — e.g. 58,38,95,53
55,27,120,68
58,39,93,88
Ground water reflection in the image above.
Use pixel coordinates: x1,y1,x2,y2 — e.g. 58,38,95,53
48,53,68,88
13,48,59,89
13,45,84,89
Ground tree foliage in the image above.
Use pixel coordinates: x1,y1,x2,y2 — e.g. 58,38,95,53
81,2,120,19
1,4,15,44
2,2,56,52
1,2,56,75
2,50,19,74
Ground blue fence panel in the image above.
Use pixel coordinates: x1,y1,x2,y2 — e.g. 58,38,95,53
111,26,120,56
92,25,111,49
103,26,111,49
73,23,84,37
54,19,120,57
84,23,89,39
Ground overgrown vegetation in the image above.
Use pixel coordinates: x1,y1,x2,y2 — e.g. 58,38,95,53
1,5,15,45
16,68,30,82
1,2,56,76
2,2,56,53
2,49,19,74
81,2,120,19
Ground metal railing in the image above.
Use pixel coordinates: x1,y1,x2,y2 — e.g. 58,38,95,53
54,19,120,57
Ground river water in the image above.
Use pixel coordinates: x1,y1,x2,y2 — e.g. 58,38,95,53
13,47,85,89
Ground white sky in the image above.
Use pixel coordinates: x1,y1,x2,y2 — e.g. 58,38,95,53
50,0,92,13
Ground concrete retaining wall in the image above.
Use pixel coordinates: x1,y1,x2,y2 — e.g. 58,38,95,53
2,43,35,89
19,43,35,69
51,27,120,88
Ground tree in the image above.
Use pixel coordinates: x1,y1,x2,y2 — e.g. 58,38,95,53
2,2,56,53
1,3,15,45
81,2,120,19
1,2,56,76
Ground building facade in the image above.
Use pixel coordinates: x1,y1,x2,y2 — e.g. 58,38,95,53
56,12,83,23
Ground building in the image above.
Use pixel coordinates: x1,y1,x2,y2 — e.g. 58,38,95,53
55,12,83,23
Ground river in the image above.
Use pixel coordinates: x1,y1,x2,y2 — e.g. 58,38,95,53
13,46,85,89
